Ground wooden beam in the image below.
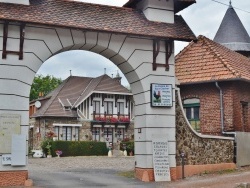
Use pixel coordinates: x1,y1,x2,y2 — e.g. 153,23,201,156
152,39,160,71
152,39,173,71
2,22,25,60
165,40,173,71
2,21,9,59
19,23,26,60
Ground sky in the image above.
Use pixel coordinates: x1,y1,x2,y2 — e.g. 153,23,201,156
37,0,250,86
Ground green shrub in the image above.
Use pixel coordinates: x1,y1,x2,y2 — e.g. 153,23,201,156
120,141,134,154
41,141,108,157
41,138,53,156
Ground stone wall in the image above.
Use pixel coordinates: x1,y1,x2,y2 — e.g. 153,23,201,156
176,89,235,166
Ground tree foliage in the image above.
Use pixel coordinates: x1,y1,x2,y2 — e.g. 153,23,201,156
30,75,62,101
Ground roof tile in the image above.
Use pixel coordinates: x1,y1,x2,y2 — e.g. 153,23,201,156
32,74,131,117
176,35,250,84
0,0,196,41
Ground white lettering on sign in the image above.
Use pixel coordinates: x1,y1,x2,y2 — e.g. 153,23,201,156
2,154,11,165
152,135,171,181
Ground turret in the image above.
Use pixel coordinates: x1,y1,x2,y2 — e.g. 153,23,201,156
214,1,250,57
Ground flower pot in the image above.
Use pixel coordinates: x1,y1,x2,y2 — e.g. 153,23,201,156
47,155,52,158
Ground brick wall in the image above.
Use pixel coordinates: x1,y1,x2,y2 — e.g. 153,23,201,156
0,171,28,186
233,82,250,132
180,82,222,134
179,81,250,135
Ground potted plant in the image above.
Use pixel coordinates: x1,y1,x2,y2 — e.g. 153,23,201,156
45,142,52,158
55,150,62,158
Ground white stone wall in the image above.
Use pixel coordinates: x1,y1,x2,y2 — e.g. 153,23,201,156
0,0,29,5
0,21,176,171
135,0,174,23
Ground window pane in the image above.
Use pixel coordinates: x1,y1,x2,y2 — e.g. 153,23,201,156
185,108,192,120
94,101,100,113
104,102,107,113
193,107,200,120
53,126,59,140
92,128,100,141
118,102,124,114
108,102,113,114
66,127,72,141
75,127,79,141
62,127,66,141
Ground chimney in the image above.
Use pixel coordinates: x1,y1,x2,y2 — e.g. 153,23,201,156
113,71,122,83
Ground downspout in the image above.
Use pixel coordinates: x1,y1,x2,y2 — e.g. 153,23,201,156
215,82,236,137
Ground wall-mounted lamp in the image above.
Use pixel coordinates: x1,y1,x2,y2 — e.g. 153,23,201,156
138,128,141,133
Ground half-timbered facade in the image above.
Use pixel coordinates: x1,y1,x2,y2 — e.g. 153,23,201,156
29,74,134,149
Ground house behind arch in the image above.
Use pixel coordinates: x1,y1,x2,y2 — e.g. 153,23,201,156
29,74,134,150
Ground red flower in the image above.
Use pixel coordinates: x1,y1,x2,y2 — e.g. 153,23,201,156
119,117,130,122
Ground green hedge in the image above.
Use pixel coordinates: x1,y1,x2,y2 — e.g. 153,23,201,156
120,141,134,154
41,139,108,157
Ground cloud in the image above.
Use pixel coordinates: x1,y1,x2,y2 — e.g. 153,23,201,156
37,51,129,86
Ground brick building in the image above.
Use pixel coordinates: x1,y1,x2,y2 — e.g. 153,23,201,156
176,3,250,136
176,35,250,135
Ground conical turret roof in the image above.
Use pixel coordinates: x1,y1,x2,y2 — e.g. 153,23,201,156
214,2,250,52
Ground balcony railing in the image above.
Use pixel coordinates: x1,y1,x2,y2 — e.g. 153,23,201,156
92,111,130,123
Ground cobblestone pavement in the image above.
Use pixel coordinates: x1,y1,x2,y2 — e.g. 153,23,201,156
27,156,250,188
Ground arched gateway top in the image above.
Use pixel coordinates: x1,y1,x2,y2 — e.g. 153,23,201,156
0,0,196,185
0,0,195,41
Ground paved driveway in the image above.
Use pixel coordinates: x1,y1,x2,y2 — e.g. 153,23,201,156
27,156,250,188
28,156,163,188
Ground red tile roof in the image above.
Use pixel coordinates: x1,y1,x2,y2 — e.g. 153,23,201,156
32,74,131,117
175,35,250,84
0,0,196,41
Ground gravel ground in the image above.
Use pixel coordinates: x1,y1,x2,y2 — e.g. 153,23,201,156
28,156,135,172
27,156,250,188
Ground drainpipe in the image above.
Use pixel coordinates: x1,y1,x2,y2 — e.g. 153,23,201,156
215,82,236,137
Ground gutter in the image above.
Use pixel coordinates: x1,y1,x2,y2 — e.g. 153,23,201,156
215,82,236,137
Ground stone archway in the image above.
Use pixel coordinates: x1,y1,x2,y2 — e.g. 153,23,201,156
0,0,196,186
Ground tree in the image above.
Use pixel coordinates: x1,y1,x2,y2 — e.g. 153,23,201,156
30,75,62,101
